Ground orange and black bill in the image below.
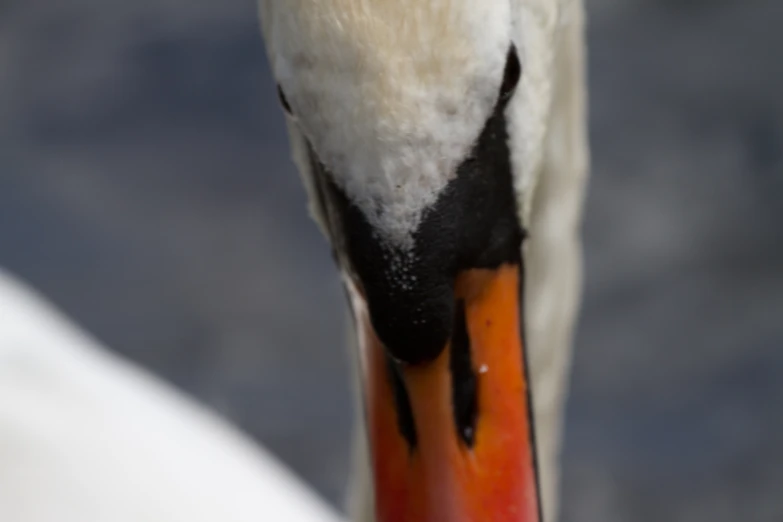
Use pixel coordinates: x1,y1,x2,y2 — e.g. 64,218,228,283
352,264,541,522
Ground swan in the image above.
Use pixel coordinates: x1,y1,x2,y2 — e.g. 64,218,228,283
0,268,344,522
0,0,587,520
259,0,588,520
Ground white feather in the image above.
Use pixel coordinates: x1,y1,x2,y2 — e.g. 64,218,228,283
260,0,510,246
0,268,344,522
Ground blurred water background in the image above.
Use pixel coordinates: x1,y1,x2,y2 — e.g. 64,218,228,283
1,0,782,520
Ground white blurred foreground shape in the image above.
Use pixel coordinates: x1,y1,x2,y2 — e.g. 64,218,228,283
0,268,344,522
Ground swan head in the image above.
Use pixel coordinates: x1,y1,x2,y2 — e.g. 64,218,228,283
261,1,546,520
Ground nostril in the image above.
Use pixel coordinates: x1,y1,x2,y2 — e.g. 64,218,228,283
450,300,478,447
386,353,418,450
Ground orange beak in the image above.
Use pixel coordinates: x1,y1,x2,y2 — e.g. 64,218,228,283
350,263,541,522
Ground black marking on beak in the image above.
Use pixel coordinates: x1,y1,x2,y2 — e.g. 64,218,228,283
386,354,418,449
450,300,477,447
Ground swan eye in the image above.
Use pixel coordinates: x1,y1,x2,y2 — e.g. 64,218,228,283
499,45,521,102
277,85,293,115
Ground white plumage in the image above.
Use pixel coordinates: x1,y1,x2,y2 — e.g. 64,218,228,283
261,0,512,246
0,268,343,522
